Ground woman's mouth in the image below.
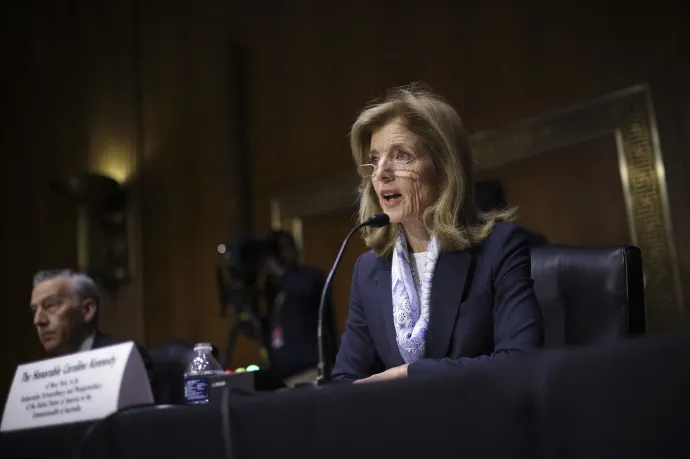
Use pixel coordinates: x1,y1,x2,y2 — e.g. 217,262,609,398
382,192,402,207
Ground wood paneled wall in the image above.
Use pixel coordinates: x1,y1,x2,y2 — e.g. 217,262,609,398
136,1,263,367
238,1,689,233
476,136,631,248
2,0,689,396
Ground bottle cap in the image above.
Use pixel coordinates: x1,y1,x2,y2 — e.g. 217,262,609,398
194,342,213,352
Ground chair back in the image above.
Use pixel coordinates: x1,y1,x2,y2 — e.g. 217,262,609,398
148,339,195,404
531,244,645,347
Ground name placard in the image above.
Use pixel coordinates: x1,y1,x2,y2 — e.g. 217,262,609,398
1,342,153,432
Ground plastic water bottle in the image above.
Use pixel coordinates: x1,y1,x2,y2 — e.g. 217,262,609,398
184,342,223,404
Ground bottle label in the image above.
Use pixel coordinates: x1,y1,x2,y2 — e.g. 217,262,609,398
184,376,209,403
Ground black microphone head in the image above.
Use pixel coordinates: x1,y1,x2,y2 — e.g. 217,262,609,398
365,213,391,228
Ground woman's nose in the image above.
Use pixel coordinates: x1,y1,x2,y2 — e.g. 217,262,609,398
374,161,393,182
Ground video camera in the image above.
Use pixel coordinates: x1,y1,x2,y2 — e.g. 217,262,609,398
220,231,284,286
216,230,293,367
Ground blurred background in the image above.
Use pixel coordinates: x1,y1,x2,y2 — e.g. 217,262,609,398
2,0,689,395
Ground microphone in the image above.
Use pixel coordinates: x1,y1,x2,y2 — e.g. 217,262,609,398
362,212,392,228
316,213,391,384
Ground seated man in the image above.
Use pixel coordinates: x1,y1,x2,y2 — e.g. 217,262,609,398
30,269,156,393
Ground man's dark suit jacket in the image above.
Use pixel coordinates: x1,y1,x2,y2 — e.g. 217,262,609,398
92,330,157,396
332,222,544,381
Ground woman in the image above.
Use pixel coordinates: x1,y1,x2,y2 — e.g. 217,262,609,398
332,85,544,383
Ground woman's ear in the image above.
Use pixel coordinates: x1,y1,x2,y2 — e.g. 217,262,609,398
81,298,98,325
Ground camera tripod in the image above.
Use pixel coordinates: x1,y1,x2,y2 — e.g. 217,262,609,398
219,284,270,370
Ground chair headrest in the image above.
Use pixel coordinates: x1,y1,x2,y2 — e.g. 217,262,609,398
148,340,196,370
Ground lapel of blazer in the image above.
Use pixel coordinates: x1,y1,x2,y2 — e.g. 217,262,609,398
91,329,104,349
374,256,406,366
426,250,472,359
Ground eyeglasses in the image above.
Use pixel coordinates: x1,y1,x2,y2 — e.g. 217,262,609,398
357,157,418,177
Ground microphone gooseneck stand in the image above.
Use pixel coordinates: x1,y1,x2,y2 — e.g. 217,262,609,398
315,213,391,386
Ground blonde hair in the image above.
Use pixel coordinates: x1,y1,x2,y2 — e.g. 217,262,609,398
350,84,516,257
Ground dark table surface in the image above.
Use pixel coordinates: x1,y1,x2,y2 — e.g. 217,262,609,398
2,332,690,459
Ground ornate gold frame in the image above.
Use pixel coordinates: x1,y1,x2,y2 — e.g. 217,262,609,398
270,84,683,330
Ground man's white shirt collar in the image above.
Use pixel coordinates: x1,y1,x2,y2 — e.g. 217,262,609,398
78,331,96,352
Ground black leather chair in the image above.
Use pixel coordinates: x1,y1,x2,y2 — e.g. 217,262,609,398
148,339,195,404
531,244,646,347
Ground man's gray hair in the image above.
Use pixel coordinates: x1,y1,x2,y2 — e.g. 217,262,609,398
33,269,101,308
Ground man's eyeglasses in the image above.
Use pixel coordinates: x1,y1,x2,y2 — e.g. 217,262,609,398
358,157,418,178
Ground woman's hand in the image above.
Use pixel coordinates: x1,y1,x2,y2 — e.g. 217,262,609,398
353,364,409,384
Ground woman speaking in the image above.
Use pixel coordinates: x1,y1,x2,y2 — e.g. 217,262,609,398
332,85,544,383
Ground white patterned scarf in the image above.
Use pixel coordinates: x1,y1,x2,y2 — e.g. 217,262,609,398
391,230,440,364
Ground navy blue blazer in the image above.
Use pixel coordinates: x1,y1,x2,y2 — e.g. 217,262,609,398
332,222,544,381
